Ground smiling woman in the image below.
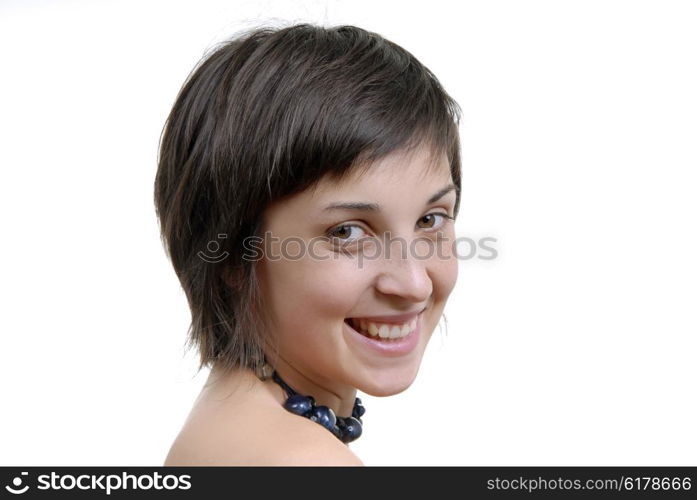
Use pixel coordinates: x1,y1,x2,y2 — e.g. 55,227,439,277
154,22,462,465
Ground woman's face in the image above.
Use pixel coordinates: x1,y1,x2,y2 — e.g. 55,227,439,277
257,144,459,398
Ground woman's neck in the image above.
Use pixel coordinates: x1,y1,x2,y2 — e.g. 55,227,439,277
268,357,358,418
206,360,358,418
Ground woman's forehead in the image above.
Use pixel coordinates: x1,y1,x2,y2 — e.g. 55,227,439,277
260,145,453,224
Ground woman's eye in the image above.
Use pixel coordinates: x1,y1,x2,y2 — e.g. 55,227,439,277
327,224,366,242
327,213,454,244
417,213,453,229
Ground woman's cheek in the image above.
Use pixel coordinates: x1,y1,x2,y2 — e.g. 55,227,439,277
302,255,371,308
432,232,459,299
272,254,366,327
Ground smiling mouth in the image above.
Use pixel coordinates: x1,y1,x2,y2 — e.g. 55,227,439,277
344,316,418,341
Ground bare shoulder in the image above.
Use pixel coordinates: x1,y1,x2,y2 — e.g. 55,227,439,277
165,408,363,466
163,373,363,466
259,416,364,466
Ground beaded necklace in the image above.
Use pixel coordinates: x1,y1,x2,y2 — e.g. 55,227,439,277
271,370,365,444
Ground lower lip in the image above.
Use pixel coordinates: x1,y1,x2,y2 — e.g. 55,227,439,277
343,313,422,357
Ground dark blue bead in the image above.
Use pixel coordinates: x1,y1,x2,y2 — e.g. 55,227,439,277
352,398,365,419
310,405,337,431
330,425,342,440
283,395,313,416
340,416,363,443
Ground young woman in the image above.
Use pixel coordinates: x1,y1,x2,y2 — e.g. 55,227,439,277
155,23,462,465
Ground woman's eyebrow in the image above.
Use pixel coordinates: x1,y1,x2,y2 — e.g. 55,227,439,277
322,183,457,212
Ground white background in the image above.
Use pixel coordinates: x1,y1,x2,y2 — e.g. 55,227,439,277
1,0,695,466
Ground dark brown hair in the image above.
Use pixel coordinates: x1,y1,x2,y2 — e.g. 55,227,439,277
154,23,462,375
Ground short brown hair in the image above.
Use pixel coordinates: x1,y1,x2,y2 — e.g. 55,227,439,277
154,23,462,375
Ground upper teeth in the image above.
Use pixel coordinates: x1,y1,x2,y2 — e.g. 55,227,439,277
349,317,417,340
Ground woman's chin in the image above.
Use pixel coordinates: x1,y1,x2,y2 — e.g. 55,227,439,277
355,367,421,397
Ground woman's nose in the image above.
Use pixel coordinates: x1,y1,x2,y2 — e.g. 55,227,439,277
373,241,433,303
